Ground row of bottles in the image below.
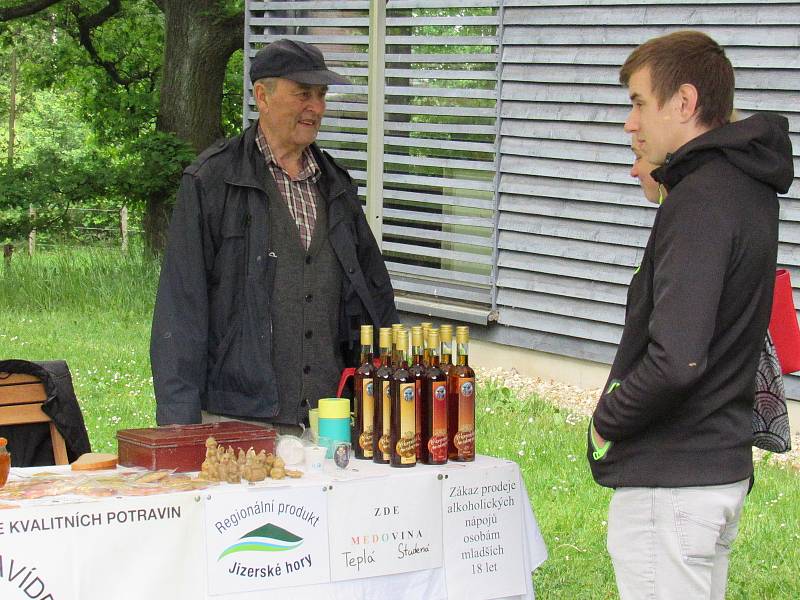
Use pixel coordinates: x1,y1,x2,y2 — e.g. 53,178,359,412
352,323,475,468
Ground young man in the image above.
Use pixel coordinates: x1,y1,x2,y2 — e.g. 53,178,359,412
588,31,793,599
151,40,398,430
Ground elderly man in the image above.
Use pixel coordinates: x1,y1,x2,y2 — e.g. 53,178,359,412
588,31,793,599
151,39,398,430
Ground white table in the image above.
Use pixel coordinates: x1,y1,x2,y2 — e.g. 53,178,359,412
0,455,547,600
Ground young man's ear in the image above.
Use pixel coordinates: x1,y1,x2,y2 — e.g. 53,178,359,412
674,83,700,124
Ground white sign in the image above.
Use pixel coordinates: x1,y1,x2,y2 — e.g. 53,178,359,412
0,493,204,600
328,472,443,580
204,485,330,595
442,461,527,600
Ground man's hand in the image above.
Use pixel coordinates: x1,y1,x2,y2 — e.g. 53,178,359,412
591,422,607,448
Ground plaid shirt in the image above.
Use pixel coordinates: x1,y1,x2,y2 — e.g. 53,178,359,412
256,126,322,250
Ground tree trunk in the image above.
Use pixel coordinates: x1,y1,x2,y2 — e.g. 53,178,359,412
143,196,173,258
7,37,17,170
146,0,243,255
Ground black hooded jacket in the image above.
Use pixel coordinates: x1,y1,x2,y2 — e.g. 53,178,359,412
589,113,794,488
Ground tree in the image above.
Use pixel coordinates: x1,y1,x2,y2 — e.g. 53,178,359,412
1,0,244,254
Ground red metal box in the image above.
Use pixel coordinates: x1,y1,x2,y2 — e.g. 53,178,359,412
116,421,277,472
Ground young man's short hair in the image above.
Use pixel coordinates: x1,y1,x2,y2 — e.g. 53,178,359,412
620,30,734,129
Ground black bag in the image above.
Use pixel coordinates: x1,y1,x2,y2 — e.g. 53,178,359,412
752,333,792,453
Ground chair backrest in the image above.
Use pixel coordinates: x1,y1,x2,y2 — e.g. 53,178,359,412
0,372,69,465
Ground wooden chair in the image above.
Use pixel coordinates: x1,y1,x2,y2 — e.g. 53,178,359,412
0,372,69,464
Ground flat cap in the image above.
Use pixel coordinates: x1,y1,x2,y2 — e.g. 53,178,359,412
249,39,351,85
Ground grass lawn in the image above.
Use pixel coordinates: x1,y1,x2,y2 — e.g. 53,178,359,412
1,248,798,598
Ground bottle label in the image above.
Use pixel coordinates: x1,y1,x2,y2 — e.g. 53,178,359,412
359,379,374,458
428,382,448,462
454,377,475,460
396,383,416,465
379,380,392,460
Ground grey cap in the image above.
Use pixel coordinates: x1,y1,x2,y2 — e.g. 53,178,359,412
249,39,351,85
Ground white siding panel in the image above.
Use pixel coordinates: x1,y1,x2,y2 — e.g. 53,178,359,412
503,25,800,47
498,230,645,268
503,6,799,26
503,45,800,69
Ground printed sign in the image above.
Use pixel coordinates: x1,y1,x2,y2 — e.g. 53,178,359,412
328,472,443,581
442,461,526,600
204,486,329,595
0,494,204,600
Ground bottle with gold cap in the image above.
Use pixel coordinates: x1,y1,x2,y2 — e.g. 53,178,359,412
408,325,427,461
373,327,394,464
422,328,448,464
390,328,416,467
420,322,433,367
440,323,454,376
354,325,376,460
440,323,455,430
447,326,476,461
391,323,403,369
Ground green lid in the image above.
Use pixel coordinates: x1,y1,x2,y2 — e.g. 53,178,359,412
318,397,350,419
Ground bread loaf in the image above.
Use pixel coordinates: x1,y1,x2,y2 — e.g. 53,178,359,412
71,453,118,471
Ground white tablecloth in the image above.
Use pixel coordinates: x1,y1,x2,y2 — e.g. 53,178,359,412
0,455,547,600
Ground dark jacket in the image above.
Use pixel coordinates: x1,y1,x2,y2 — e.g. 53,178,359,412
151,124,398,425
0,359,91,466
589,113,794,488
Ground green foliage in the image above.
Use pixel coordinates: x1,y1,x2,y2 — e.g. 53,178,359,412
47,1,164,143
0,86,112,243
114,130,195,205
0,1,245,249
222,48,244,137
0,244,159,315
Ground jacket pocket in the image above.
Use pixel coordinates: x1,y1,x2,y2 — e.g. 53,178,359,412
370,269,390,289
589,417,613,462
208,310,243,388
589,377,620,462
211,215,248,288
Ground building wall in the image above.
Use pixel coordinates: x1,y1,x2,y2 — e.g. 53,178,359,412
492,0,800,394
243,0,800,395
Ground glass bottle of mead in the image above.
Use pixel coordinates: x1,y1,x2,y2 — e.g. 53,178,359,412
422,328,448,465
447,326,476,462
408,325,427,461
390,328,416,467
372,327,394,464
354,325,376,460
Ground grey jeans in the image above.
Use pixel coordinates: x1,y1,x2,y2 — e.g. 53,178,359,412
607,479,749,600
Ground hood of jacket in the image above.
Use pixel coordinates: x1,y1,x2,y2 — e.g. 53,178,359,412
654,112,794,195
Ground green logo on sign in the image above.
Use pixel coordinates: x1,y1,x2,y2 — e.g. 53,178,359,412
218,523,303,559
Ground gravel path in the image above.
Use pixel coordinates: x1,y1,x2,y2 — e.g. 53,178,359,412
477,366,800,473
